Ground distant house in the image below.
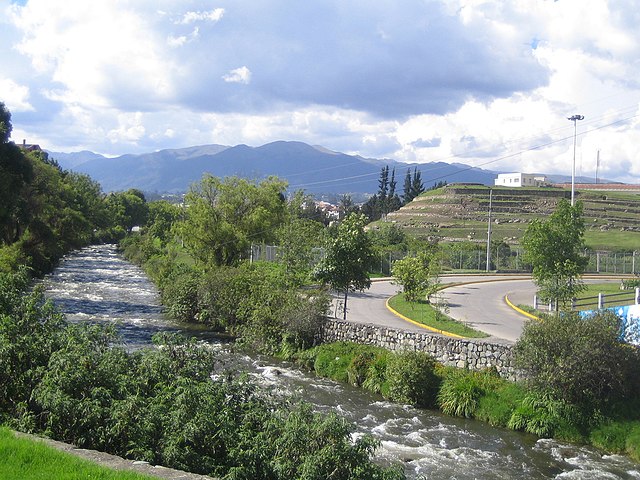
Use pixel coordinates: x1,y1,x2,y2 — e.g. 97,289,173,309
18,139,42,152
494,173,547,187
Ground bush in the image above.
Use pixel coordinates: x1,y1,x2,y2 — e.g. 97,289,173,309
506,393,573,437
626,423,640,462
475,381,527,427
514,310,638,412
437,370,484,418
385,351,440,408
590,420,636,453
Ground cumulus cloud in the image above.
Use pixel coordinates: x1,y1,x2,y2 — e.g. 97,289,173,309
0,78,33,111
222,66,251,85
0,0,638,183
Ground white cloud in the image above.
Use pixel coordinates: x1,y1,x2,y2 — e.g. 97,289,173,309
107,112,146,144
0,78,33,111
176,8,224,25
1,0,638,184
222,66,252,85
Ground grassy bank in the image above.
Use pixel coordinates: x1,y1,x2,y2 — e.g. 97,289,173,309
387,292,488,338
0,427,155,480
294,341,640,463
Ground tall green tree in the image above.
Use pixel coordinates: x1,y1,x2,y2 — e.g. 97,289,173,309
391,247,441,304
522,199,588,310
411,167,425,199
176,175,288,267
314,213,374,320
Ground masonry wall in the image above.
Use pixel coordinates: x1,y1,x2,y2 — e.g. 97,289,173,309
319,319,518,381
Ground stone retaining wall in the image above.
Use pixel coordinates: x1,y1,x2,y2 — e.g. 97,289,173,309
319,319,518,380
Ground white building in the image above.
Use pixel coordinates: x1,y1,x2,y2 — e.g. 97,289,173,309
494,173,547,187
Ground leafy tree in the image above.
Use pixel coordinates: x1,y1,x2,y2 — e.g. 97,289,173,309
391,247,441,303
144,200,181,245
522,199,588,310
175,175,288,267
275,217,326,284
106,189,149,234
514,310,639,412
0,101,11,143
314,213,374,320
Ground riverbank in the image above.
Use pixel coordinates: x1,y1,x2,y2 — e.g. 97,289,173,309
292,340,640,463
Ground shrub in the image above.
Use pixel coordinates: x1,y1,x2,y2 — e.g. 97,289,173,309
514,310,638,412
437,370,484,418
507,393,571,437
385,351,439,408
475,381,527,427
626,423,640,462
362,352,389,395
347,352,376,387
590,420,636,453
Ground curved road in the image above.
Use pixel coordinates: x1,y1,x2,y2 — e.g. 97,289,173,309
343,275,620,344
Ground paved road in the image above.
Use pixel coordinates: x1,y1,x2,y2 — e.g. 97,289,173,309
340,275,621,344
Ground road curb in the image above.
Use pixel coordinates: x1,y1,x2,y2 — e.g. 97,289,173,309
384,297,465,338
504,294,540,321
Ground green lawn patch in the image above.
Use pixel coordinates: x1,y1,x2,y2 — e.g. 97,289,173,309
574,283,638,310
0,427,155,480
388,292,488,338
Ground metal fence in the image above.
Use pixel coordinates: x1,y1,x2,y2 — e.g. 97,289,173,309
251,244,639,276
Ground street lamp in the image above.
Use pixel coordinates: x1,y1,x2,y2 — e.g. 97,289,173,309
567,114,584,206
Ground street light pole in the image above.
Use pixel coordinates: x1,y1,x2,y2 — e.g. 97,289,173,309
567,114,584,206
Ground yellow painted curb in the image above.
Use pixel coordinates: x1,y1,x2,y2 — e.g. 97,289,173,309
385,297,466,339
504,294,540,321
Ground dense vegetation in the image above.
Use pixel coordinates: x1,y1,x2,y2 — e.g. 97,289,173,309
0,267,403,479
0,103,404,478
299,329,640,461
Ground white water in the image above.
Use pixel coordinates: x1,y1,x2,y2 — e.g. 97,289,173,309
43,245,640,479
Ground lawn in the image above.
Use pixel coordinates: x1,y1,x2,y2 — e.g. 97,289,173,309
387,292,488,338
0,427,156,480
573,282,639,310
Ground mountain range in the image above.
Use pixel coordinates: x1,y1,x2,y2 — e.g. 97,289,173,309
47,141,593,196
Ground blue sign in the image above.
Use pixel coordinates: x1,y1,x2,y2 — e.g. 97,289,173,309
580,304,640,345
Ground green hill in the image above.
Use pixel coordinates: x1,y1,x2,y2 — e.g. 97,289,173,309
383,184,640,251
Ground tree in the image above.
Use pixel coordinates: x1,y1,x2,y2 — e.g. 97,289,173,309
514,310,639,412
314,213,374,320
391,247,441,303
175,175,288,267
403,170,413,204
411,168,425,199
402,167,424,204
522,199,588,310
378,166,389,201
0,101,11,144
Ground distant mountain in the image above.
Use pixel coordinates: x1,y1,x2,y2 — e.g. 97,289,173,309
48,141,506,195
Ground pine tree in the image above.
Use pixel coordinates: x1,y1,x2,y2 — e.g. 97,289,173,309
411,167,425,199
403,169,413,204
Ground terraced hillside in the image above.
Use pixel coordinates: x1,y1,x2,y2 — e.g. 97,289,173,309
383,184,640,251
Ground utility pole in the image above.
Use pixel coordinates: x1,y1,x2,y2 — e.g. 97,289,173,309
486,188,492,272
567,114,584,206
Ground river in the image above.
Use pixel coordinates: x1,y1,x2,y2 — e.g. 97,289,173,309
43,245,640,479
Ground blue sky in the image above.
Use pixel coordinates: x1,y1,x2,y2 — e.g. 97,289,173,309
1,0,639,183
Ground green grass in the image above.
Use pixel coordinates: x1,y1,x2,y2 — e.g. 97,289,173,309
584,230,640,251
0,427,156,480
574,283,638,310
388,292,488,338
